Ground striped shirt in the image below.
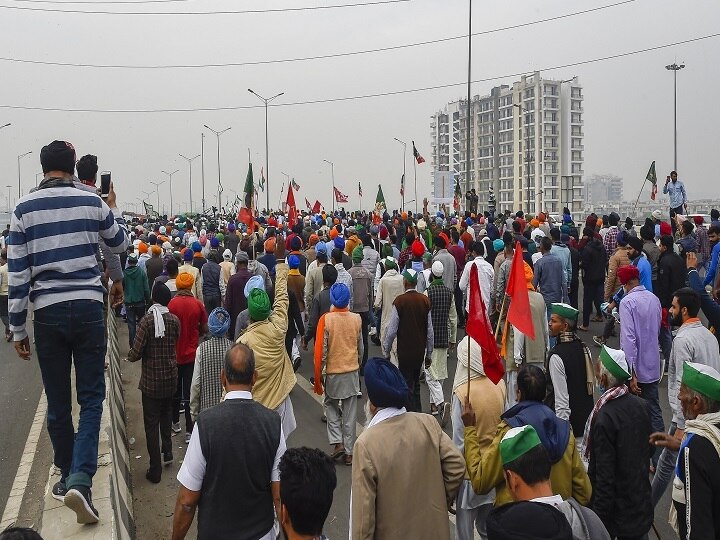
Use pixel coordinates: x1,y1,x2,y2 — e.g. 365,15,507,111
7,183,129,340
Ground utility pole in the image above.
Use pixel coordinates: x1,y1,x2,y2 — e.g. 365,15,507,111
248,89,284,212
665,62,685,171
161,169,179,216
179,153,200,214
204,124,231,213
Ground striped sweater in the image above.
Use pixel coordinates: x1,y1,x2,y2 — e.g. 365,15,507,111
7,184,129,340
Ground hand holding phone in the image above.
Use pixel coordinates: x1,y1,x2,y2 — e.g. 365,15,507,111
100,171,111,198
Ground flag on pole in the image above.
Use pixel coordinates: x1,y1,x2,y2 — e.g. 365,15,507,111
375,184,386,213
646,161,658,200
287,184,298,228
259,167,266,192
291,178,300,191
506,241,535,339
334,186,348,203
358,182,362,197
466,264,504,384
412,141,426,164
238,161,255,228
305,197,312,210
400,174,405,197
143,201,157,217
453,175,462,210
312,200,321,213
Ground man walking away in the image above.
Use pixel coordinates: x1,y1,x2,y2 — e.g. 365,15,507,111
278,447,336,540
316,283,362,466
172,343,286,540
650,287,720,508
426,260,454,425
201,251,223,314
348,246,372,374
189,307,233,423
168,272,208,443
127,282,179,484
586,346,653,540
382,268,433,412
123,253,150,348
8,140,129,523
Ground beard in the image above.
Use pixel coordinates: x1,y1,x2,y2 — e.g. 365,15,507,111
364,400,374,429
670,312,684,327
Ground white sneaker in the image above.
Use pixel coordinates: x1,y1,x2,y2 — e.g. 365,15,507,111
369,327,377,337
185,432,191,444
171,422,181,434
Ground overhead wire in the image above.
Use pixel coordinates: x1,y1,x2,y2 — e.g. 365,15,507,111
0,0,638,68
0,0,410,14
1,32,717,113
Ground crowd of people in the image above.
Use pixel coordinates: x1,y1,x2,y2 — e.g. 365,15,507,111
4,141,720,539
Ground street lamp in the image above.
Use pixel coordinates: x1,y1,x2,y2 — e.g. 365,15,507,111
6,185,12,212
179,153,200,214
248,88,284,211
0,123,10,130
150,180,165,216
666,62,685,171
323,159,336,213
35,172,43,187
393,138,407,211
204,124,231,212
514,104,533,214
162,169,179,216
17,151,32,198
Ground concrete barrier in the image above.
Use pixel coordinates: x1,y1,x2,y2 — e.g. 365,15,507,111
105,310,136,539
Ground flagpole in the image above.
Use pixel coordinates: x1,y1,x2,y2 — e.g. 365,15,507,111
495,295,508,339
633,178,648,215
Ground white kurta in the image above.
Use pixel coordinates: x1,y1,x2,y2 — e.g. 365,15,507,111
374,269,405,366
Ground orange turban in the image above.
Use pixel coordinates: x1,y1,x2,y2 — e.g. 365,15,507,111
309,234,319,246
264,237,276,253
329,228,338,240
138,242,148,254
524,262,535,290
176,272,195,290
530,219,540,228
151,245,162,256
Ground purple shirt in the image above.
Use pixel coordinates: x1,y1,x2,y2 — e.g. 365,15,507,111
619,285,661,383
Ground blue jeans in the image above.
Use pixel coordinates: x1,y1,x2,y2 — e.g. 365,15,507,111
34,299,106,489
638,381,664,467
651,422,678,507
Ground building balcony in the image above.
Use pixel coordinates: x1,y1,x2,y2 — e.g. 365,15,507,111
571,118,584,125
544,116,559,124
571,144,584,150
571,106,584,113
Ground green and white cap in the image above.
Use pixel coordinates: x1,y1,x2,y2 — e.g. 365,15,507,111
682,362,720,402
550,302,579,321
500,425,542,465
402,268,418,285
383,257,397,270
599,345,631,381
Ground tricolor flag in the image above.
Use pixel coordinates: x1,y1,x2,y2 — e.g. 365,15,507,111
305,197,312,210
238,161,255,228
400,174,405,197
334,187,349,203
375,184,386,213
291,178,300,191
646,161,657,200
412,141,425,164
259,167,266,192
358,182,362,197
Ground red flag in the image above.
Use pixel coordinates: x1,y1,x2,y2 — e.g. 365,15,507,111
237,208,253,229
412,141,425,164
505,241,535,339
287,185,298,228
305,197,311,210
466,264,505,384
651,183,657,201
334,186,348,203
312,200,321,213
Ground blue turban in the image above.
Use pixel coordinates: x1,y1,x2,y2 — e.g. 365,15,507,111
465,217,473,226
244,275,265,298
210,236,220,248
288,254,300,269
228,222,236,232
329,283,350,308
191,241,202,253
493,239,505,252
182,249,193,261
333,237,345,250
315,242,327,255
364,357,409,409
208,307,231,337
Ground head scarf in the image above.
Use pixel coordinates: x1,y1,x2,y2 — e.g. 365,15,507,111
208,307,231,337
176,272,195,290
248,288,271,321
411,239,425,257
288,254,300,269
329,283,350,308
222,249,232,261
352,245,364,264
244,275,265,298
364,357,410,409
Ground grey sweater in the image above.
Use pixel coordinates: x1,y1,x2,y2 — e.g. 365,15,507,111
668,320,720,428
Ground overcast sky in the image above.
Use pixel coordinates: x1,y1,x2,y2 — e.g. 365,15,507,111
0,0,718,215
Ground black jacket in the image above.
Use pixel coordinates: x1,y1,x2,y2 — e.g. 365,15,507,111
588,393,653,539
656,250,686,308
579,238,607,282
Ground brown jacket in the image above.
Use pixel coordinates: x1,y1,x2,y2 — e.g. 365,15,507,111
351,412,465,540
604,246,631,300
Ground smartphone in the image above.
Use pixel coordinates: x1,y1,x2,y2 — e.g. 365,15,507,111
100,171,111,198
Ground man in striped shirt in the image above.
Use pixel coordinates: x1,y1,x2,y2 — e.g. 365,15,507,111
7,140,129,524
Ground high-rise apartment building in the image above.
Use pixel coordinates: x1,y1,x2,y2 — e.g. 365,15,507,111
430,72,584,218
583,174,623,204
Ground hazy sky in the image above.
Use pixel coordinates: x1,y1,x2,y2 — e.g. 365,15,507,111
0,0,718,215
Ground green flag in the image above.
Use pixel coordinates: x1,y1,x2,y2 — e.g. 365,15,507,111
375,184,386,213
647,161,657,200
243,162,254,209
143,201,157,217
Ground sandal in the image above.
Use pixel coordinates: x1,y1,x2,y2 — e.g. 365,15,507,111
577,325,589,332
330,447,345,460
344,454,353,466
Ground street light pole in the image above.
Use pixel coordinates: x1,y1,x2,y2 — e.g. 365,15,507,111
150,180,165,216
6,185,12,212
666,62,685,171
179,153,200,214
17,151,32,198
248,89,284,212
323,159,335,213
393,138,407,211
162,169,179,216
0,123,11,131
204,124,231,212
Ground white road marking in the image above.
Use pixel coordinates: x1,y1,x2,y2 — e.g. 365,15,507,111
0,390,47,530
